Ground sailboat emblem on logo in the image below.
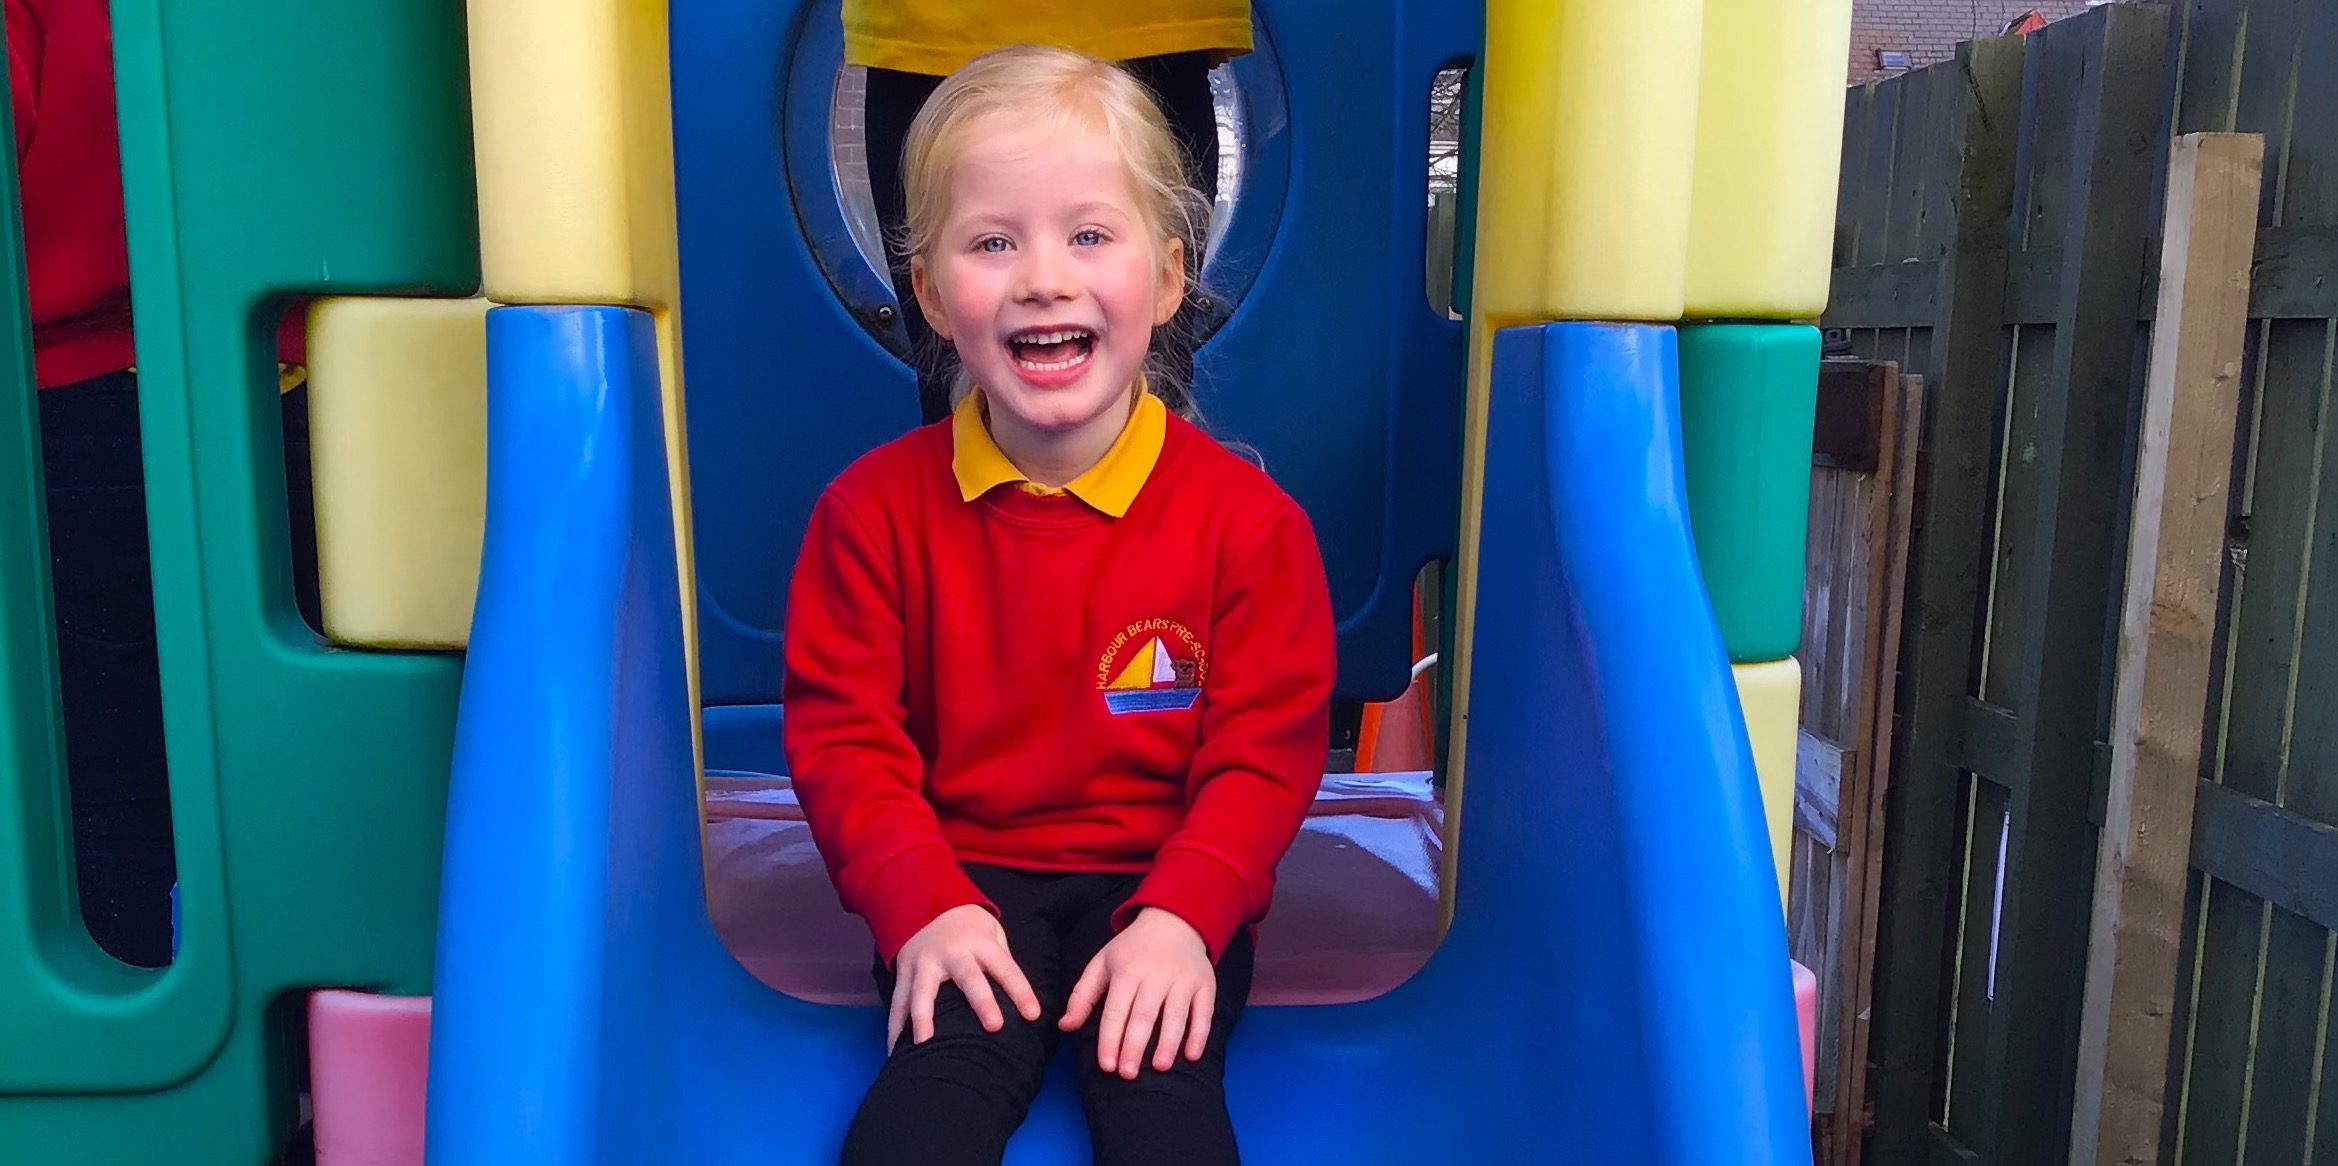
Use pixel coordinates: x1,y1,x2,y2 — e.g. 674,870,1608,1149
1098,622,1206,714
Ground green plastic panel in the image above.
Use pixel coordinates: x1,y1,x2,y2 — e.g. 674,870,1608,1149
1676,323,1819,664
0,2,477,1161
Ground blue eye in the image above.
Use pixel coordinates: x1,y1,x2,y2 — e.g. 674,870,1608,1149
1072,229,1105,247
976,236,1010,253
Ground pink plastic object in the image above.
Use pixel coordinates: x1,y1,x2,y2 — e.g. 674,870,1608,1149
309,990,432,1166
1791,960,1818,1116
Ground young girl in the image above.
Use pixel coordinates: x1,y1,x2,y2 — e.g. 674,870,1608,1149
782,43,1335,1166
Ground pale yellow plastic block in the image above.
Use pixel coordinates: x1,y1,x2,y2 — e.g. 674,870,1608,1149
1684,0,1855,319
307,297,493,650
465,0,681,310
1474,0,1706,322
1733,657,1802,916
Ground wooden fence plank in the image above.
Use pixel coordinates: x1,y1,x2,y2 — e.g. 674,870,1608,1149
1858,80,1903,269
2314,955,2338,1158
1945,774,2011,1146
2171,0,2244,136
1888,67,1944,264
1865,37,2025,1166
2239,909,2326,1166
2069,130,2264,1166
1979,323,2052,708
2175,879,2269,1166
1839,84,1876,265
1834,371,1922,1166
2274,0,2338,229
2218,318,2330,803
2192,780,2338,933
1976,9,2171,1161
2277,328,2338,828
1829,262,1943,331
2229,0,2300,230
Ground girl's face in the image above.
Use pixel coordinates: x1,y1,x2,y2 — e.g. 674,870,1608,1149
912,114,1184,455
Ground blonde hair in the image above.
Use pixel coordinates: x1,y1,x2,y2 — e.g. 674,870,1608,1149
897,44,1211,413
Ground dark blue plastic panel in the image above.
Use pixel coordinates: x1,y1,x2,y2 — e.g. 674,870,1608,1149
670,0,1473,704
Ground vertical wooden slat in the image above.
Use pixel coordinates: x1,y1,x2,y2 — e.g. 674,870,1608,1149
1869,36,2026,1166
2012,16,2087,253
1980,325,2052,707
2228,0,2301,228
1835,372,1922,1166
2273,0,2338,229
2313,942,2338,1160
2238,910,2326,1165
1858,81,1904,269
2070,130,2265,1166
1977,9,2172,1162
1946,773,2012,1144
2279,326,2338,827
1839,85,1877,265
1888,67,1941,264
2179,880,2271,1165
2173,0,2246,135
2161,870,2210,1162
1912,73,1959,263
1906,327,1937,389
2218,319,2330,803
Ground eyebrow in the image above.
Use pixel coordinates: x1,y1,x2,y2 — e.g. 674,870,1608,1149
952,202,1134,231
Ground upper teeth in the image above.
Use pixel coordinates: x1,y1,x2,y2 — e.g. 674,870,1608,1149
1018,330,1089,344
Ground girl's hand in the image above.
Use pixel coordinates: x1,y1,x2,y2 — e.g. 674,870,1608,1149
889,904,1042,1051
1058,907,1215,1078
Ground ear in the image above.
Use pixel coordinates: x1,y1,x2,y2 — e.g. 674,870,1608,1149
1151,235,1187,327
910,255,953,341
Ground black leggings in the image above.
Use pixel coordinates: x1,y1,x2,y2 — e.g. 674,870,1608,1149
38,370,320,967
842,863,1255,1166
862,52,1223,424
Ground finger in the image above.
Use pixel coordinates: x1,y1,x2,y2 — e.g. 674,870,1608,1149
1060,958,1107,1032
951,955,1005,1033
911,965,940,1046
1154,989,1191,1073
982,946,1043,1022
1185,983,1214,1062
1117,981,1167,1080
1096,977,1138,1075
888,973,909,1052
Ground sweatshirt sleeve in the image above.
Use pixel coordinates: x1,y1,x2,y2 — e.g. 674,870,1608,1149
1114,499,1334,958
782,486,988,963
7,0,40,161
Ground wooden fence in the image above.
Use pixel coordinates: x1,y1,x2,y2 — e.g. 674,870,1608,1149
1794,359,1921,1166
1830,0,2338,1162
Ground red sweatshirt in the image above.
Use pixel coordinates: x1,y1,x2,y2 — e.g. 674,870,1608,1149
7,0,299,388
782,410,1335,963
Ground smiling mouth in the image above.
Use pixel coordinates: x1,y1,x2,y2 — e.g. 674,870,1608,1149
1008,327,1096,373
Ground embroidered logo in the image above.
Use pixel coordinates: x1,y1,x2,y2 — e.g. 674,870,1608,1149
1096,619,1207,714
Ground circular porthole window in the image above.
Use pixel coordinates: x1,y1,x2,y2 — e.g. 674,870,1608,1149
779,7,1288,358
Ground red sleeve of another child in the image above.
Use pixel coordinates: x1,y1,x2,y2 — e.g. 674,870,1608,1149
7,0,42,161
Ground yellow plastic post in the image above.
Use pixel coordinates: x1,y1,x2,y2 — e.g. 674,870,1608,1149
1474,0,1707,323
465,0,701,752
307,297,493,649
1683,0,1856,318
1732,657,1802,915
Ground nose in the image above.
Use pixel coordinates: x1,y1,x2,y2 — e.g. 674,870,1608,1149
1014,239,1077,304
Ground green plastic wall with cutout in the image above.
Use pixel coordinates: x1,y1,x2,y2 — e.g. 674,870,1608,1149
0,3,477,1161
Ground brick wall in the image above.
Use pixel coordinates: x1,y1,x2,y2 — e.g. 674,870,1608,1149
1848,0,2100,81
